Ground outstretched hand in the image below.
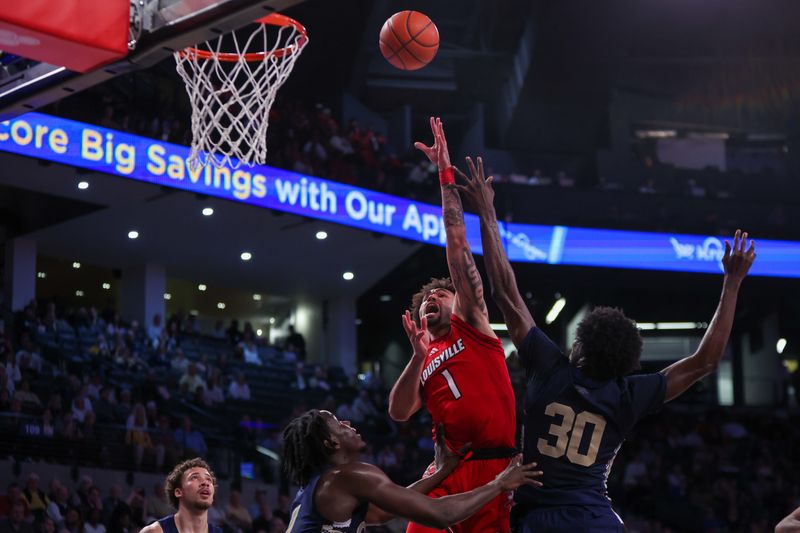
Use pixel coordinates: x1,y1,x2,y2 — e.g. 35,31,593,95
453,156,495,214
722,229,756,284
402,310,429,359
493,454,543,492
414,116,451,170
433,423,472,474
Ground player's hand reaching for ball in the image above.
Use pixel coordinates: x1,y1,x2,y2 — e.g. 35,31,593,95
492,454,543,492
414,117,451,170
722,229,756,285
402,310,429,360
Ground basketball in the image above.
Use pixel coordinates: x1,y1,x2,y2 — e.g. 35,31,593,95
379,11,439,71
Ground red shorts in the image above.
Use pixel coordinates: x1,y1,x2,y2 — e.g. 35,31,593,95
405,457,513,533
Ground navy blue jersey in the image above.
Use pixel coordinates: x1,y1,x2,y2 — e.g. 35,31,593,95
287,472,368,533
515,327,665,509
158,515,221,533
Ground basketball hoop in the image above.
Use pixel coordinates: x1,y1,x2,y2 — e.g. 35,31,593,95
174,13,308,169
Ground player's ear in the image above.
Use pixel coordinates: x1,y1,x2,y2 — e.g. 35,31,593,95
324,436,340,451
174,487,182,501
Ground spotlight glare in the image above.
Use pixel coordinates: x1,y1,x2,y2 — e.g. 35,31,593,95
240,251,252,261
777,338,787,354
342,271,355,281
253,293,262,301
198,284,207,291
128,230,139,240
163,293,172,300
202,207,214,216
315,231,328,240
545,297,567,324
101,283,111,290
77,181,89,190
217,302,226,310
72,262,81,269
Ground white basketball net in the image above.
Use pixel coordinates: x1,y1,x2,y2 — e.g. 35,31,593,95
174,17,308,169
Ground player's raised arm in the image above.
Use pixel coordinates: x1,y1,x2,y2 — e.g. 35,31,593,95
454,158,535,348
343,455,541,529
414,117,493,336
660,230,756,402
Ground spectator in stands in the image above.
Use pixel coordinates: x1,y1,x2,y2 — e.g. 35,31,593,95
145,483,171,521
171,348,190,374
71,476,93,510
149,345,170,369
126,404,154,469
70,389,93,424
62,506,82,533
46,485,68,527
250,492,272,533
227,320,242,345
101,486,125,527
224,489,252,532
83,509,105,533
147,314,163,349
93,388,116,424
59,413,82,440
14,381,41,408
21,474,46,521
308,366,331,392
0,502,32,533
285,325,306,360
203,374,225,405
351,389,379,424
179,364,205,395
115,389,133,423
173,416,208,458
38,516,55,533
15,338,41,376
85,486,103,516
292,363,306,390
228,373,251,401
239,333,260,366
211,321,226,340
2,353,21,390
40,409,54,438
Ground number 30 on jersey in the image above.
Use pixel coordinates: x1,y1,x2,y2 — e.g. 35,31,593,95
537,402,607,467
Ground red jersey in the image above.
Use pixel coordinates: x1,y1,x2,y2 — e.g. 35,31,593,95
420,314,516,451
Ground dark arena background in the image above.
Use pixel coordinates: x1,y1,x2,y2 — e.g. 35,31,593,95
0,0,799,532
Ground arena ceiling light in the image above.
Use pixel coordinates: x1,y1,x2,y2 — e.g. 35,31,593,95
37,272,46,279
777,338,787,354
217,302,226,310
72,262,81,269
240,251,252,261
75,290,84,297
256,329,263,336
342,271,355,281
269,317,275,324
128,230,139,240
379,294,392,302
198,284,207,291
637,322,708,330
490,323,508,331
101,283,111,290
545,297,567,324
163,293,172,300
202,207,214,216
77,181,89,190
316,230,328,240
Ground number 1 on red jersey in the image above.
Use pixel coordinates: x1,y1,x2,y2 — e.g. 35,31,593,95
442,369,462,400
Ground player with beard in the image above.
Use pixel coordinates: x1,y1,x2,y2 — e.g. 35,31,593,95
388,118,518,533
282,409,542,532
139,459,220,533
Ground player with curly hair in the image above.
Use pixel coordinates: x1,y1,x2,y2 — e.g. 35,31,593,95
140,458,220,533
455,156,757,532
388,118,519,533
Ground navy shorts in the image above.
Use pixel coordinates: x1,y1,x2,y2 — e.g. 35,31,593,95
517,506,625,533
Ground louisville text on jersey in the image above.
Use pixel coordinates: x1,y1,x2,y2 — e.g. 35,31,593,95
420,338,466,385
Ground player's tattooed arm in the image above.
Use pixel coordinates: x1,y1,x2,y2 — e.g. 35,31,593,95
415,116,493,336
454,157,535,348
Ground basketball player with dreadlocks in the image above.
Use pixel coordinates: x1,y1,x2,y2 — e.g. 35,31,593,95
388,117,519,533
454,156,757,532
139,458,220,533
281,409,543,532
